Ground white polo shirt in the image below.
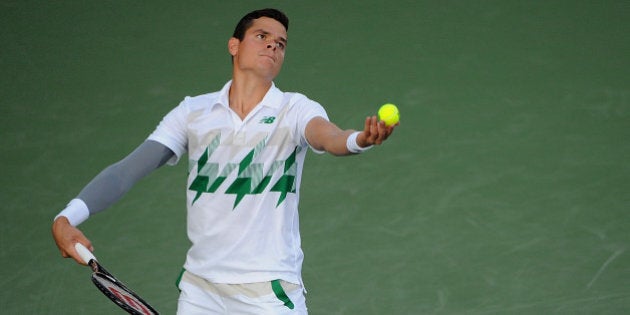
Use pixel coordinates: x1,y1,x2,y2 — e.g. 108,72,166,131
148,81,328,285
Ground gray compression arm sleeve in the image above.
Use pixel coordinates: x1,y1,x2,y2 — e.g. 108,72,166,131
77,140,175,215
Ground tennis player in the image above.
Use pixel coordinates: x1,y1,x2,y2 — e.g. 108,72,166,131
52,8,397,314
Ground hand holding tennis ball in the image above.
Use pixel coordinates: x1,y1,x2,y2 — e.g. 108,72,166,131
378,103,400,126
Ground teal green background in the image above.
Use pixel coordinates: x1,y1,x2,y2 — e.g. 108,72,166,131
1,1,628,314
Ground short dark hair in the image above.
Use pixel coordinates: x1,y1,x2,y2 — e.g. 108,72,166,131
232,8,289,40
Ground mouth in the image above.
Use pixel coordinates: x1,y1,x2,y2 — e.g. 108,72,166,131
259,54,276,62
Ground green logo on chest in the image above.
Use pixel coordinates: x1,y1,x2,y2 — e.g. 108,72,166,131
260,116,276,124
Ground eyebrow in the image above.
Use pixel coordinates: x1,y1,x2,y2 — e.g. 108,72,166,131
254,29,288,44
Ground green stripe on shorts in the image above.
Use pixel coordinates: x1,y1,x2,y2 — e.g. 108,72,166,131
175,268,186,291
271,279,295,310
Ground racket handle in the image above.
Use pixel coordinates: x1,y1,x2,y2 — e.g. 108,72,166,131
75,243,97,264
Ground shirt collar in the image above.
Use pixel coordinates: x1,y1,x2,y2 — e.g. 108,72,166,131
214,80,283,110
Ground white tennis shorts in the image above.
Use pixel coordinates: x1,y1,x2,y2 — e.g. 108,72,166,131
176,270,307,314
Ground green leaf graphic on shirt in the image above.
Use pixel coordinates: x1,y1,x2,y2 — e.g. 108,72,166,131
188,134,298,209
225,149,256,207
189,134,223,203
270,148,297,206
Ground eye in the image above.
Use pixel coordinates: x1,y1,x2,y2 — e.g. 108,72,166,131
276,42,285,49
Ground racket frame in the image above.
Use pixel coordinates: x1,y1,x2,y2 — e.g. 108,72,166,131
75,243,159,315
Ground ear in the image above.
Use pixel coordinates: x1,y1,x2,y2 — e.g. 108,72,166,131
228,37,240,57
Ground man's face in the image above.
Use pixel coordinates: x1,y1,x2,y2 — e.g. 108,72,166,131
229,17,288,80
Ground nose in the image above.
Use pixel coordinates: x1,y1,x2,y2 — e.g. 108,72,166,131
266,41,276,50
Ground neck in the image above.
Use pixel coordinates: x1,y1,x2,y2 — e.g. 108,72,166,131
228,73,273,120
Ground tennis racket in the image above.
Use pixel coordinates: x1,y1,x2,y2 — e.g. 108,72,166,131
75,243,159,315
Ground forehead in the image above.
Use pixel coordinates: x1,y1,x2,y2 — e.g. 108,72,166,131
246,17,287,38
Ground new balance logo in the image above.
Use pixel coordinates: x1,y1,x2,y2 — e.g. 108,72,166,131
260,116,276,124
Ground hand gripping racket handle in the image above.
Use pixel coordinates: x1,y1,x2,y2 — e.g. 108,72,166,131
75,243,97,264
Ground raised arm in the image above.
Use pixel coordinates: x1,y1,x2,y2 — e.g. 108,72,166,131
305,115,397,156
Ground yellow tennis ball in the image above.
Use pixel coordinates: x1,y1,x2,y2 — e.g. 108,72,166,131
378,103,400,126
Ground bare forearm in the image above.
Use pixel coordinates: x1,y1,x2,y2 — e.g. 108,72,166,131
305,117,355,155
321,129,356,156
306,116,395,156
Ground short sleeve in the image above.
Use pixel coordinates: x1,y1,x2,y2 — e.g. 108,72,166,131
292,94,329,154
147,98,190,165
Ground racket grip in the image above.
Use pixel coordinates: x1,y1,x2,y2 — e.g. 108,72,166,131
75,243,97,264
